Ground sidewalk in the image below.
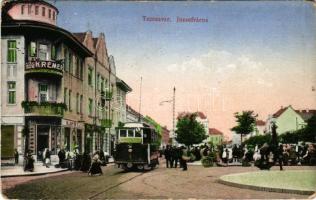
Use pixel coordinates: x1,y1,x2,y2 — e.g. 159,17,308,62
1,157,115,178
1,162,68,178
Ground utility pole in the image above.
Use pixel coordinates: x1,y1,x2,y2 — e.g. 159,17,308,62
172,87,176,144
138,77,142,122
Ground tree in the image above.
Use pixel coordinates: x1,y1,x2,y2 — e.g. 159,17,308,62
302,114,316,142
231,111,257,143
175,113,206,147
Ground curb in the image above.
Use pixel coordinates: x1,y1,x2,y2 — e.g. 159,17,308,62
1,168,69,178
218,178,315,195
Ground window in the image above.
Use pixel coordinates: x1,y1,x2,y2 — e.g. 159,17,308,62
64,88,67,105
75,57,80,77
7,65,17,78
69,90,72,111
42,7,45,16
51,45,56,60
35,6,39,15
135,130,142,137
38,44,48,60
69,52,73,74
101,77,104,92
21,5,25,14
88,98,93,116
64,48,69,72
48,9,51,18
28,42,36,57
8,82,16,104
39,84,48,102
79,59,83,79
28,5,31,14
52,11,55,20
120,130,127,137
80,95,83,114
88,68,93,86
128,129,134,137
7,40,17,63
97,74,100,90
76,93,79,113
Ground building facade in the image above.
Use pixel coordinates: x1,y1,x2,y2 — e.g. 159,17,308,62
1,0,131,161
208,128,224,147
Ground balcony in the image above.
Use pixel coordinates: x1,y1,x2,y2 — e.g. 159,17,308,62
25,59,64,77
21,101,67,117
101,119,112,128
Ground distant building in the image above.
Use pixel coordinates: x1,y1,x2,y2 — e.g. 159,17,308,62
245,120,266,140
126,105,144,123
161,126,170,147
207,128,223,146
265,105,312,135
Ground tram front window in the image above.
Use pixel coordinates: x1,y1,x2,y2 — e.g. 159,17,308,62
120,129,127,137
128,129,134,137
135,130,141,137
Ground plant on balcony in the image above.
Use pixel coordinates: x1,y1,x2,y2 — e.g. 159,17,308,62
101,119,112,128
21,101,67,115
105,91,113,101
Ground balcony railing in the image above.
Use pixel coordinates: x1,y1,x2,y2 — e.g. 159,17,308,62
101,119,112,128
21,101,67,117
25,59,64,76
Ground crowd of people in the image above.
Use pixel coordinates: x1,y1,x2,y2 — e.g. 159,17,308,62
160,142,316,170
23,147,109,176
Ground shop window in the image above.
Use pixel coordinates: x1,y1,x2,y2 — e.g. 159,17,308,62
7,40,17,63
28,42,37,57
8,82,16,104
39,84,48,102
38,43,48,61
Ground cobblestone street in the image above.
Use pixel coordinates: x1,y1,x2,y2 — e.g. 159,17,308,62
2,161,314,199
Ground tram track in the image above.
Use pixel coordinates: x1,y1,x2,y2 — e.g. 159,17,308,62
88,172,145,199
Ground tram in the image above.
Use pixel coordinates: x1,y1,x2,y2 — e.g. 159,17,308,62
114,122,160,171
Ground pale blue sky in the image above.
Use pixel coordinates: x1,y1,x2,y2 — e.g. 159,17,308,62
53,1,316,135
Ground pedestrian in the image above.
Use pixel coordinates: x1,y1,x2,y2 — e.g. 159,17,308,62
171,146,179,168
277,144,284,170
164,145,172,168
43,148,51,168
88,151,103,176
222,148,227,165
24,150,34,172
14,148,19,165
81,151,91,172
58,148,66,168
180,146,189,171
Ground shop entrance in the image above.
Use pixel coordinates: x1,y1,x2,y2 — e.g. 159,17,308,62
37,125,50,160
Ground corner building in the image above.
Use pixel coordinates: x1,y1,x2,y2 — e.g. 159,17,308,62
1,0,131,161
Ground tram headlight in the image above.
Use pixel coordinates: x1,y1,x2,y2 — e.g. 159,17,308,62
128,148,133,153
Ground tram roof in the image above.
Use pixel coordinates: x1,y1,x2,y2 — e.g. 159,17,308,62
122,122,151,128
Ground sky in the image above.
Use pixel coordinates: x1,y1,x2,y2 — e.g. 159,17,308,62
53,1,316,139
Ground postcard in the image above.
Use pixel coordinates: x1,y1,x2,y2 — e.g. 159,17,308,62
1,0,316,199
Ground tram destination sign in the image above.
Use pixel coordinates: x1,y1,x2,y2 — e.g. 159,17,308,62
25,59,64,72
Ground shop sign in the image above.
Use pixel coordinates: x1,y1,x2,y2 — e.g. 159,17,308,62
25,59,64,72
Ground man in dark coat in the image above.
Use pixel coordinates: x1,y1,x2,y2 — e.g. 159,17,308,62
276,144,284,170
164,145,172,168
58,148,66,168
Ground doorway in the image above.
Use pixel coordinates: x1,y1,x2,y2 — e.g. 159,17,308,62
37,125,50,160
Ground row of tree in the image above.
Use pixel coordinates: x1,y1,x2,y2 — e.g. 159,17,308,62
174,111,315,148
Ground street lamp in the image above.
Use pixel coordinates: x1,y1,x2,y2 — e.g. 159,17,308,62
159,87,176,146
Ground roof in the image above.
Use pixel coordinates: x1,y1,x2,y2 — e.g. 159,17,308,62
2,20,93,57
272,106,288,118
116,78,132,92
295,109,316,121
2,0,59,14
196,112,207,119
72,32,86,43
256,120,266,126
209,128,223,135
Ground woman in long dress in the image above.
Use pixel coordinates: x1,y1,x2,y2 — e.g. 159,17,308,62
88,151,103,176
